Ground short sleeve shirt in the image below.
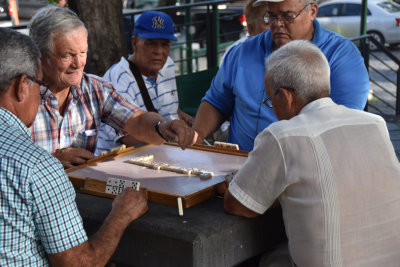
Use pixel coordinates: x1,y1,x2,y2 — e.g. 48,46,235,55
30,73,139,153
95,56,179,155
0,108,88,266
203,20,369,151
229,98,400,266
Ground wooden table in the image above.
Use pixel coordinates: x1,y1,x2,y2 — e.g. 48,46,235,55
71,144,286,266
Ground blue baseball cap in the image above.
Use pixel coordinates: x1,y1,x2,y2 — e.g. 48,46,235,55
134,11,177,41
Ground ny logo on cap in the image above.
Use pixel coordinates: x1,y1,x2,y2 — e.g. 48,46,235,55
152,16,165,29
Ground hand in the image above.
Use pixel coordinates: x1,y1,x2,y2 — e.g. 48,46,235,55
159,120,198,149
111,188,148,224
53,147,94,169
177,108,194,127
195,132,205,145
216,181,228,195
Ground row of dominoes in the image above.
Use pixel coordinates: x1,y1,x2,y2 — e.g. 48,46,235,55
100,144,127,156
105,177,140,195
214,141,239,151
128,157,214,179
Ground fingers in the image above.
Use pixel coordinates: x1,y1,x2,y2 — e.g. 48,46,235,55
68,147,95,160
71,156,88,166
163,120,198,149
112,188,148,223
53,147,94,169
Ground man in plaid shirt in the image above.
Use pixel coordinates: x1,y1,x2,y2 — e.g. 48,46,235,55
0,28,148,267
29,6,197,169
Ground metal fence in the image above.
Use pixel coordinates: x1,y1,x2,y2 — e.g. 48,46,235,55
6,1,400,116
122,0,247,75
353,36,400,115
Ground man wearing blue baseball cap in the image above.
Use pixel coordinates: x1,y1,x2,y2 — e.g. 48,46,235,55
96,11,193,155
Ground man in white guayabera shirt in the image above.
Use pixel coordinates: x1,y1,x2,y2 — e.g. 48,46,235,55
223,40,400,266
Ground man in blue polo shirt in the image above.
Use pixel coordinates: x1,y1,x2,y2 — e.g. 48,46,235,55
192,0,369,152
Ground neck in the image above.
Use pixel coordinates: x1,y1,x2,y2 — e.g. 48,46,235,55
129,56,157,80
51,86,71,115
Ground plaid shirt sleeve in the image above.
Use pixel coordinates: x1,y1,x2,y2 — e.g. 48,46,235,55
93,75,140,135
30,152,87,254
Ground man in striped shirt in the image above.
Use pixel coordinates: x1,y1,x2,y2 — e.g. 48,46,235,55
28,7,197,169
96,11,193,156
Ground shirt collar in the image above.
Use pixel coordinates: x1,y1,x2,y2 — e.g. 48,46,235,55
0,107,32,138
299,97,336,115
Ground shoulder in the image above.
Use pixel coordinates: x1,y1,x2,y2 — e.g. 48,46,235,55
224,31,270,64
160,56,175,73
103,57,131,82
82,73,114,91
0,125,63,173
313,20,360,59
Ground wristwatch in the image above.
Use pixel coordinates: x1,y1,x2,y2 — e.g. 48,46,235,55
155,121,168,142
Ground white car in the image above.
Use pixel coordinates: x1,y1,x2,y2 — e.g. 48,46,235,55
317,0,400,49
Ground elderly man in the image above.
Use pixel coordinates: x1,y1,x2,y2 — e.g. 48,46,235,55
95,11,192,156
222,0,269,61
0,28,148,266
222,0,269,62
224,40,400,266
28,6,197,169
193,0,369,151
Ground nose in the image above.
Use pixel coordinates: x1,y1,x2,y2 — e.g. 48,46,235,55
271,17,285,26
153,44,163,55
71,54,86,69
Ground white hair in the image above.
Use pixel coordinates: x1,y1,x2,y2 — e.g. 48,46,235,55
265,40,330,104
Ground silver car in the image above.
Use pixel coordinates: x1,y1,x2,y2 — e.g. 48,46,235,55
317,0,400,49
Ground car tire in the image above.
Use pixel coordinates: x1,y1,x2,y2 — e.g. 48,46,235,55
367,31,384,51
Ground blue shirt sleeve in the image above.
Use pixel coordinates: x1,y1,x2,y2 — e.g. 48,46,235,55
202,46,238,117
328,39,369,110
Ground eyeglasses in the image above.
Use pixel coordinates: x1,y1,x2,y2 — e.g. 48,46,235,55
264,3,311,25
263,87,297,108
27,76,50,97
263,96,273,108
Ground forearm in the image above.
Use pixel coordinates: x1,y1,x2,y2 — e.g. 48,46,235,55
192,101,226,141
83,211,131,266
48,189,148,267
124,110,166,145
224,190,259,218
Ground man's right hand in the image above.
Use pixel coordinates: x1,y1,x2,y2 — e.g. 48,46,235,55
53,147,94,169
47,188,148,267
111,188,148,225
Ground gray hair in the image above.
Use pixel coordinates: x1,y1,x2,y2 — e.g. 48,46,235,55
0,28,41,94
265,40,330,104
299,0,318,6
28,5,87,58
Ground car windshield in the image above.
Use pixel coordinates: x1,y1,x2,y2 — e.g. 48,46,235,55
377,1,400,12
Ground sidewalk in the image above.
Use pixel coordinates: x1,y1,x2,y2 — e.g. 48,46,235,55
383,115,400,160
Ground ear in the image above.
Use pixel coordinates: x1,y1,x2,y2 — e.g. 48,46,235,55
309,3,318,19
247,23,255,36
14,75,30,103
131,36,138,50
279,88,299,114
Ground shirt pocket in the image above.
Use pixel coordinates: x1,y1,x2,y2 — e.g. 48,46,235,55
71,129,97,152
